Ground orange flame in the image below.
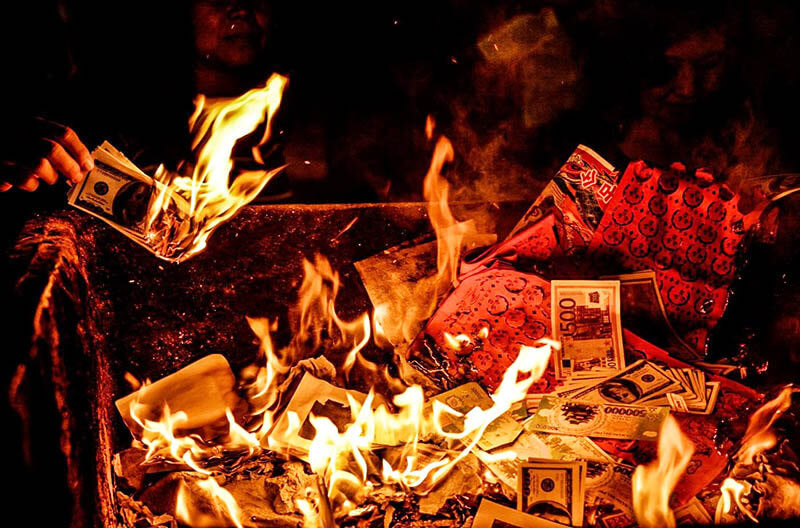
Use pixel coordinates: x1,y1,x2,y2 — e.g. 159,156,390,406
372,117,479,345
303,340,554,517
717,386,797,522
719,477,757,523
632,415,695,528
145,74,288,262
176,477,243,528
737,386,796,465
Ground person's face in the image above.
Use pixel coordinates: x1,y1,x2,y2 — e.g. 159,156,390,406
193,0,269,68
641,30,726,126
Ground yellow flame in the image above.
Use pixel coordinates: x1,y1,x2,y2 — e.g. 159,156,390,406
632,415,695,528
720,477,757,523
303,340,554,517
175,477,244,528
146,74,288,262
716,386,797,522
372,118,478,345
737,386,796,465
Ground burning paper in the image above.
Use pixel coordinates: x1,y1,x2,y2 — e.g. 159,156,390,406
108,137,793,528
69,74,288,262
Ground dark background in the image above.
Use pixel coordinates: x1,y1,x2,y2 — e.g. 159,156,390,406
4,1,800,209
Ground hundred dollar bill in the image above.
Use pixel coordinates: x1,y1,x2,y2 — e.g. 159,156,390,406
518,459,585,527
551,280,625,379
556,360,679,405
477,430,612,490
67,142,189,256
473,498,566,528
430,382,522,451
527,395,668,441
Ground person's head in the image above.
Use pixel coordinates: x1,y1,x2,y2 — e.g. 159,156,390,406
634,1,744,131
192,0,269,70
640,28,727,127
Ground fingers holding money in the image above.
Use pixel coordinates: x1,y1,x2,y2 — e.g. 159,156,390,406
40,137,86,184
35,118,94,175
0,117,94,192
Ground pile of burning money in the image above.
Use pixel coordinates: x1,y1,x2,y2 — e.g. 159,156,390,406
109,141,787,528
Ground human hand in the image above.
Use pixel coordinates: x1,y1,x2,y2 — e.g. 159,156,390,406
1,117,94,192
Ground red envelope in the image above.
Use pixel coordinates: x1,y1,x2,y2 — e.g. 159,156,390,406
587,161,761,357
405,262,562,394
459,213,562,279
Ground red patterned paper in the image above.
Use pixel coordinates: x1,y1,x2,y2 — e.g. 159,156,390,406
508,145,620,256
588,161,760,355
405,263,562,393
594,330,762,505
460,213,561,278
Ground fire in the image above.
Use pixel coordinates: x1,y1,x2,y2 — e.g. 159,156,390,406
719,477,756,523
632,415,695,528
372,118,479,345
736,386,796,465
291,255,372,378
175,477,244,528
118,117,555,525
145,74,288,262
717,386,798,522
302,340,553,518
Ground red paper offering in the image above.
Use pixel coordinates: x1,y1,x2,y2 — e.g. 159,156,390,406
588,161,761,356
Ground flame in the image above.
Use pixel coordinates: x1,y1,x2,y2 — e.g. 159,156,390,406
290,254,373,378
145,74,288,262
737,386,796,465
175,477,243,528
716,386,798,522
303,340,554,517
118,116,545,524
372,117,478,345
122,253,555,524
719,477,757,523
632,415,695,528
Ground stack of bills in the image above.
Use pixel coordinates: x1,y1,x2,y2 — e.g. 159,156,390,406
552,358,719,416
67,142,188,257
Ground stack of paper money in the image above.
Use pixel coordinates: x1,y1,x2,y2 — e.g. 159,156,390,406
551,358,719,416
67,142,189,257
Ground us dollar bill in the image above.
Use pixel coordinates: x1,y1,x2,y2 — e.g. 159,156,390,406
526,395,668,441
518,459,585,527
477,430,611,490
551,280,625,379
67,142,189,256
556,360,679,405
430,382,522,451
